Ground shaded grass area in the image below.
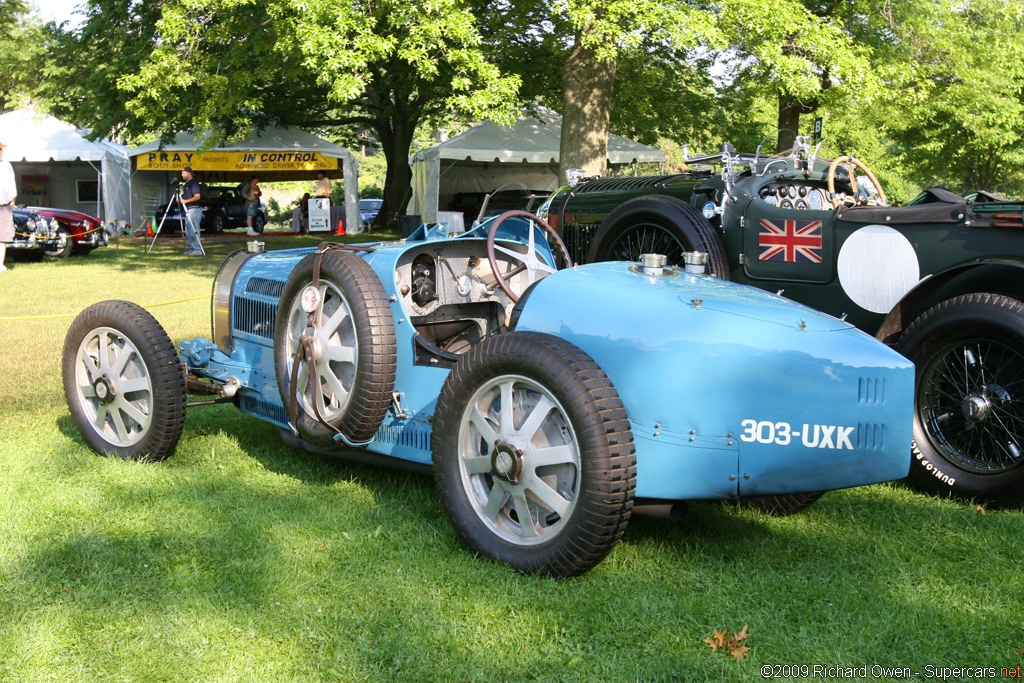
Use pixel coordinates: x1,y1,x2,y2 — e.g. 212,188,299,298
1,238,1022,681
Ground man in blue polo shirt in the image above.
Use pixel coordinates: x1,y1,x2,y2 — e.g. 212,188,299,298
180,166,204,256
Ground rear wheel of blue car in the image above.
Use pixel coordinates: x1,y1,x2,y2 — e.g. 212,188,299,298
62,300,187,461
432,332,636,577
274,249,397,449
586,195,730,278
898,293,1024,507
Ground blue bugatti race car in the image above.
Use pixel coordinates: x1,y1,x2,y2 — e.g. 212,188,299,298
62,211,914,577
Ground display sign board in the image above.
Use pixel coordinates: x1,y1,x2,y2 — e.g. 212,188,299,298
137,151,338,173
308,198,331,233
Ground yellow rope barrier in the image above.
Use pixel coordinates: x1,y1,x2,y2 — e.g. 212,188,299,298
0,294,212,321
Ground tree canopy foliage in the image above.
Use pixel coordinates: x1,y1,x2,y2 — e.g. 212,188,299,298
0,0,44,113
39,0,521,229
15,0,1024,215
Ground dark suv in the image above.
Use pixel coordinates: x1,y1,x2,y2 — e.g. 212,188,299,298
156,185,266,233
540,138,1024,506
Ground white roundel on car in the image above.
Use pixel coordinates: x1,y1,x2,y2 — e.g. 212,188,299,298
837,225,920,314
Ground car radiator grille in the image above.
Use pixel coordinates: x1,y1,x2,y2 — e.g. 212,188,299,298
232,297,277,339
561,222,600,265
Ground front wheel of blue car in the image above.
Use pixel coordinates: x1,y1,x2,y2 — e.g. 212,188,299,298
432,332,636,578
898,293,1024,507
62,300,187,461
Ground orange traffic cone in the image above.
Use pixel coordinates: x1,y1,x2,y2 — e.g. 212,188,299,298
146,217,156,237
333,219,346,235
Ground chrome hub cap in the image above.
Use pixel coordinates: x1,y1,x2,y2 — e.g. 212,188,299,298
491,440,524,484
93,375,116,404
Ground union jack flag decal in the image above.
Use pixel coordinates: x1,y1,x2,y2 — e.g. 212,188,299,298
758,219,823,263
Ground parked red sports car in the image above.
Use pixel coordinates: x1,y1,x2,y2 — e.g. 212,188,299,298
23,206,109,258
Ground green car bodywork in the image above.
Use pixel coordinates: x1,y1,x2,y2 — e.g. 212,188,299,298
540,138,1024,507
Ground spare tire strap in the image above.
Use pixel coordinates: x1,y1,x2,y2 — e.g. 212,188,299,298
287,246,375,448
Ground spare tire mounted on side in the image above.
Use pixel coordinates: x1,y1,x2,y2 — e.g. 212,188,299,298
274,249,397,449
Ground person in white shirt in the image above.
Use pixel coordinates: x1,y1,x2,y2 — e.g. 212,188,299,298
314,170,332,199
0,141,17,273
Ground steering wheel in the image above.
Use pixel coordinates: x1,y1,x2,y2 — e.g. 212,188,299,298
486,210,572,302
827,156,888,208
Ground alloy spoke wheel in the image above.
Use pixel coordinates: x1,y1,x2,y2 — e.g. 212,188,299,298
286,281,358,422
73,326,154,447
457,374,580,545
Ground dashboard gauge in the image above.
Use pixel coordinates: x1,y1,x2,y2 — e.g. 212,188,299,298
787,185,798,199
795,199,810,210
798,185,809,197
779,199,794,209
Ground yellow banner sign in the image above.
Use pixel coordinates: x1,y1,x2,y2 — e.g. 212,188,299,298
137,150,338,172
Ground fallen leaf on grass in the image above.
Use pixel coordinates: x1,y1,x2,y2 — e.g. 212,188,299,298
731,645,751,660
976,505,987,515
703,629,728,652
704,625,751,659
318,544,330,550
61,586,74,594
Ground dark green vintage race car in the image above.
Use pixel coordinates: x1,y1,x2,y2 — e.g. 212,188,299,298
539,138,1024,506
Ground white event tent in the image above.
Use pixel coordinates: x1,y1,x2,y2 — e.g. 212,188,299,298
0,109,131,223
130,127,360,234
409,106,665,222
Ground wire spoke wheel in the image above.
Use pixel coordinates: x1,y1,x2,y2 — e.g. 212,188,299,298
587,196,730,278
604,222,687,263
919,339,1024,474
458,374,581,545
898,293,1024,505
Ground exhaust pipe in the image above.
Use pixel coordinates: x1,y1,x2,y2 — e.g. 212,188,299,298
632,500,688,522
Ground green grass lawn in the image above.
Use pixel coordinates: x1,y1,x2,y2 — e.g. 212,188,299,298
1,234,1021,682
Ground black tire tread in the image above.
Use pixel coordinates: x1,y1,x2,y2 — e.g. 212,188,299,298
588,194,730,278
274,250,397,448
433,332,636,578
898,292,1024,506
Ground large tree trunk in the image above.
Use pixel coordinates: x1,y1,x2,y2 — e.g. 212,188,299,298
776,93,802,154
776,70,830,154
559,27,617,181
374,110,416,233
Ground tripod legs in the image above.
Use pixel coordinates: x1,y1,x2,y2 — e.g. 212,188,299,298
146,192,205,256
183,207,205,256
